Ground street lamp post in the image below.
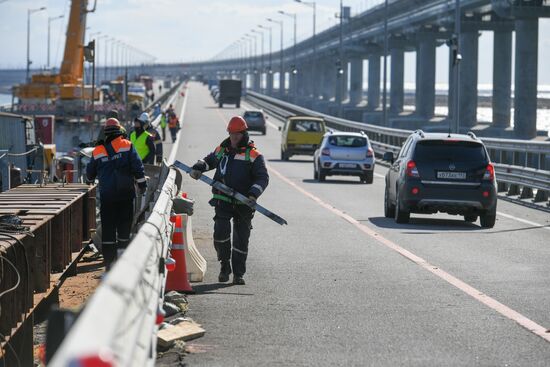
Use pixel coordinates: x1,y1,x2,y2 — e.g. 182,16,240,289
251,29,265,90
27,6,47,82
47,14,64,69
259,24,273,94
267,18,284,96
382,0,389,126
452,0,462,133
278,10,297,97
295,0,316,99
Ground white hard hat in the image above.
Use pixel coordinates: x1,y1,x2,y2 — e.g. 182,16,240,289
137,112,150,124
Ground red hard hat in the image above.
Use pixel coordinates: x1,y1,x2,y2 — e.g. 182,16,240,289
105,118,121,127
227,116,248,133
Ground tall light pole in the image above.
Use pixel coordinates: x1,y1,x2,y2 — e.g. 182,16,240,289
452,0,462,133
259,24,273,93
96,35,108,84
251,29,263,90
382,0,389,126
47,14,64,69
279,10,297,95
267,18,284,95
295,0,316,98
27,6,46,82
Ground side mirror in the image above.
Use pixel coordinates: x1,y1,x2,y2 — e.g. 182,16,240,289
278,126,282,131
383,151,394,163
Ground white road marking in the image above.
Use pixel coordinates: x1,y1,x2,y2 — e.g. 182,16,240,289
496,211,550,232
267,164,550,344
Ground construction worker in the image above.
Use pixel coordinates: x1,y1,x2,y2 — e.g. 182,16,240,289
168,112,180,143
130,112,156,164
159,110,167,141
146,118,163,165
86,118,147,270
190,116,269,285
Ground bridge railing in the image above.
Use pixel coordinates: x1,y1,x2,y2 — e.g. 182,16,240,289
48,161,180,367
246,91,550,202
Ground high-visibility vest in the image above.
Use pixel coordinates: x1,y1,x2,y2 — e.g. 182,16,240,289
160,114,167,128
169,116,178,128
130,131,151,160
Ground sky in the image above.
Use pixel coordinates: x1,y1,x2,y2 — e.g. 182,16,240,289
0,0,549,86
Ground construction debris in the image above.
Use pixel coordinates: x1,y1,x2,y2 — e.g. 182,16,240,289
157,319,205,349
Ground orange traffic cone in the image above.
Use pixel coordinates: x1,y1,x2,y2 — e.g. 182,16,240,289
166,214,194,294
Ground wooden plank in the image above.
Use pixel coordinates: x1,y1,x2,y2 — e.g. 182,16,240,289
157,320,206,348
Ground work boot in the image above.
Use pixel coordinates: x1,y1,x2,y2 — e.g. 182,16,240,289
218,261,231,282
233,276,245,285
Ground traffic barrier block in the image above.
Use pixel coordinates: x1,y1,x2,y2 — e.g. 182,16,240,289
165,215,194,294
181,215,207,282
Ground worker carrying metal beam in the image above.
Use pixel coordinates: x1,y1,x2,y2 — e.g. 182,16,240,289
86,118,147,270
130,112,156,164
190,116,269,285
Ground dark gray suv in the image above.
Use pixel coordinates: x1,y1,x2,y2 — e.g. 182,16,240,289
383,131,497,228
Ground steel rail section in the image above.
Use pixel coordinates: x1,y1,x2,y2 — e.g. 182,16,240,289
245,91,550,197
49,164,179,367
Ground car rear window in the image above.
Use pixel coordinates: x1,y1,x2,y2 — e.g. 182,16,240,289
413,140,487,162
244,111,263,118
291,120,323,132
328,136,367,147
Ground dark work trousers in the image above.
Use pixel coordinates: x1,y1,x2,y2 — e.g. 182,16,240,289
161,126,166,141
169,127,178,143
213,201,254,277
100,199,134,269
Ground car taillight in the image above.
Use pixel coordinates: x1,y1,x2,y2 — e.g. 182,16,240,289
366,148,374,158
406,160,419,178
482,163,495,181
321,148,330,156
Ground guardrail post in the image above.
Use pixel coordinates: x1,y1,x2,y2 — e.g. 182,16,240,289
532,189,548,203
507,184,520,196
519,186,533,199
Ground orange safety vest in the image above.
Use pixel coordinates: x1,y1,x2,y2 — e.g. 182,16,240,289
169,116,179,128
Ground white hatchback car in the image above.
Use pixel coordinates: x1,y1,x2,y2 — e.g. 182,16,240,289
313,131,375,183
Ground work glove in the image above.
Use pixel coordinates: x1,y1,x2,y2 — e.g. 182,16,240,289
246,195,257,207
190,169,202,180
138,183,147,196
190,160,206,180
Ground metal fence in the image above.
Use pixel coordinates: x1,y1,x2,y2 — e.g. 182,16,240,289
246,91,550,203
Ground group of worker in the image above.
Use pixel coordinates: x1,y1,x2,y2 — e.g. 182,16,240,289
87,103,268,286
86,107,174,270
159,104,181,143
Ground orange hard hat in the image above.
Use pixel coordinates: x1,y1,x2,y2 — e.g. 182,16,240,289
227,116,248,133
105,118,121,127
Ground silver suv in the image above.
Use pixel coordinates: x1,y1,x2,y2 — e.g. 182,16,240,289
313,131,375,183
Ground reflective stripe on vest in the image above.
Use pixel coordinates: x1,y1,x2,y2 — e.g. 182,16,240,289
213,193,246,205
130,131,150,160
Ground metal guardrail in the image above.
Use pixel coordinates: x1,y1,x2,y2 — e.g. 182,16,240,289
246,91,550,202
49,163,180,367
49,82,188,366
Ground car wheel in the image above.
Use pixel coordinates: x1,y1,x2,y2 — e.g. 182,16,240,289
219,102,223,108
236,103,240,108
318,169,326,182
281,149,289,161
480,208,496,228
314,162,319,180
394,189,410,224
464,214,478,223
384,186,395,218
262,128,266,135
362,172,374,184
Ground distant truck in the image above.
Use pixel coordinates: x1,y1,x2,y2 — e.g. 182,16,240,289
218,80,242,108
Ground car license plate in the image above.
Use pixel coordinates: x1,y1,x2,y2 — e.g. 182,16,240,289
297,144,313,149
339,163,357,169
437,171,466,179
